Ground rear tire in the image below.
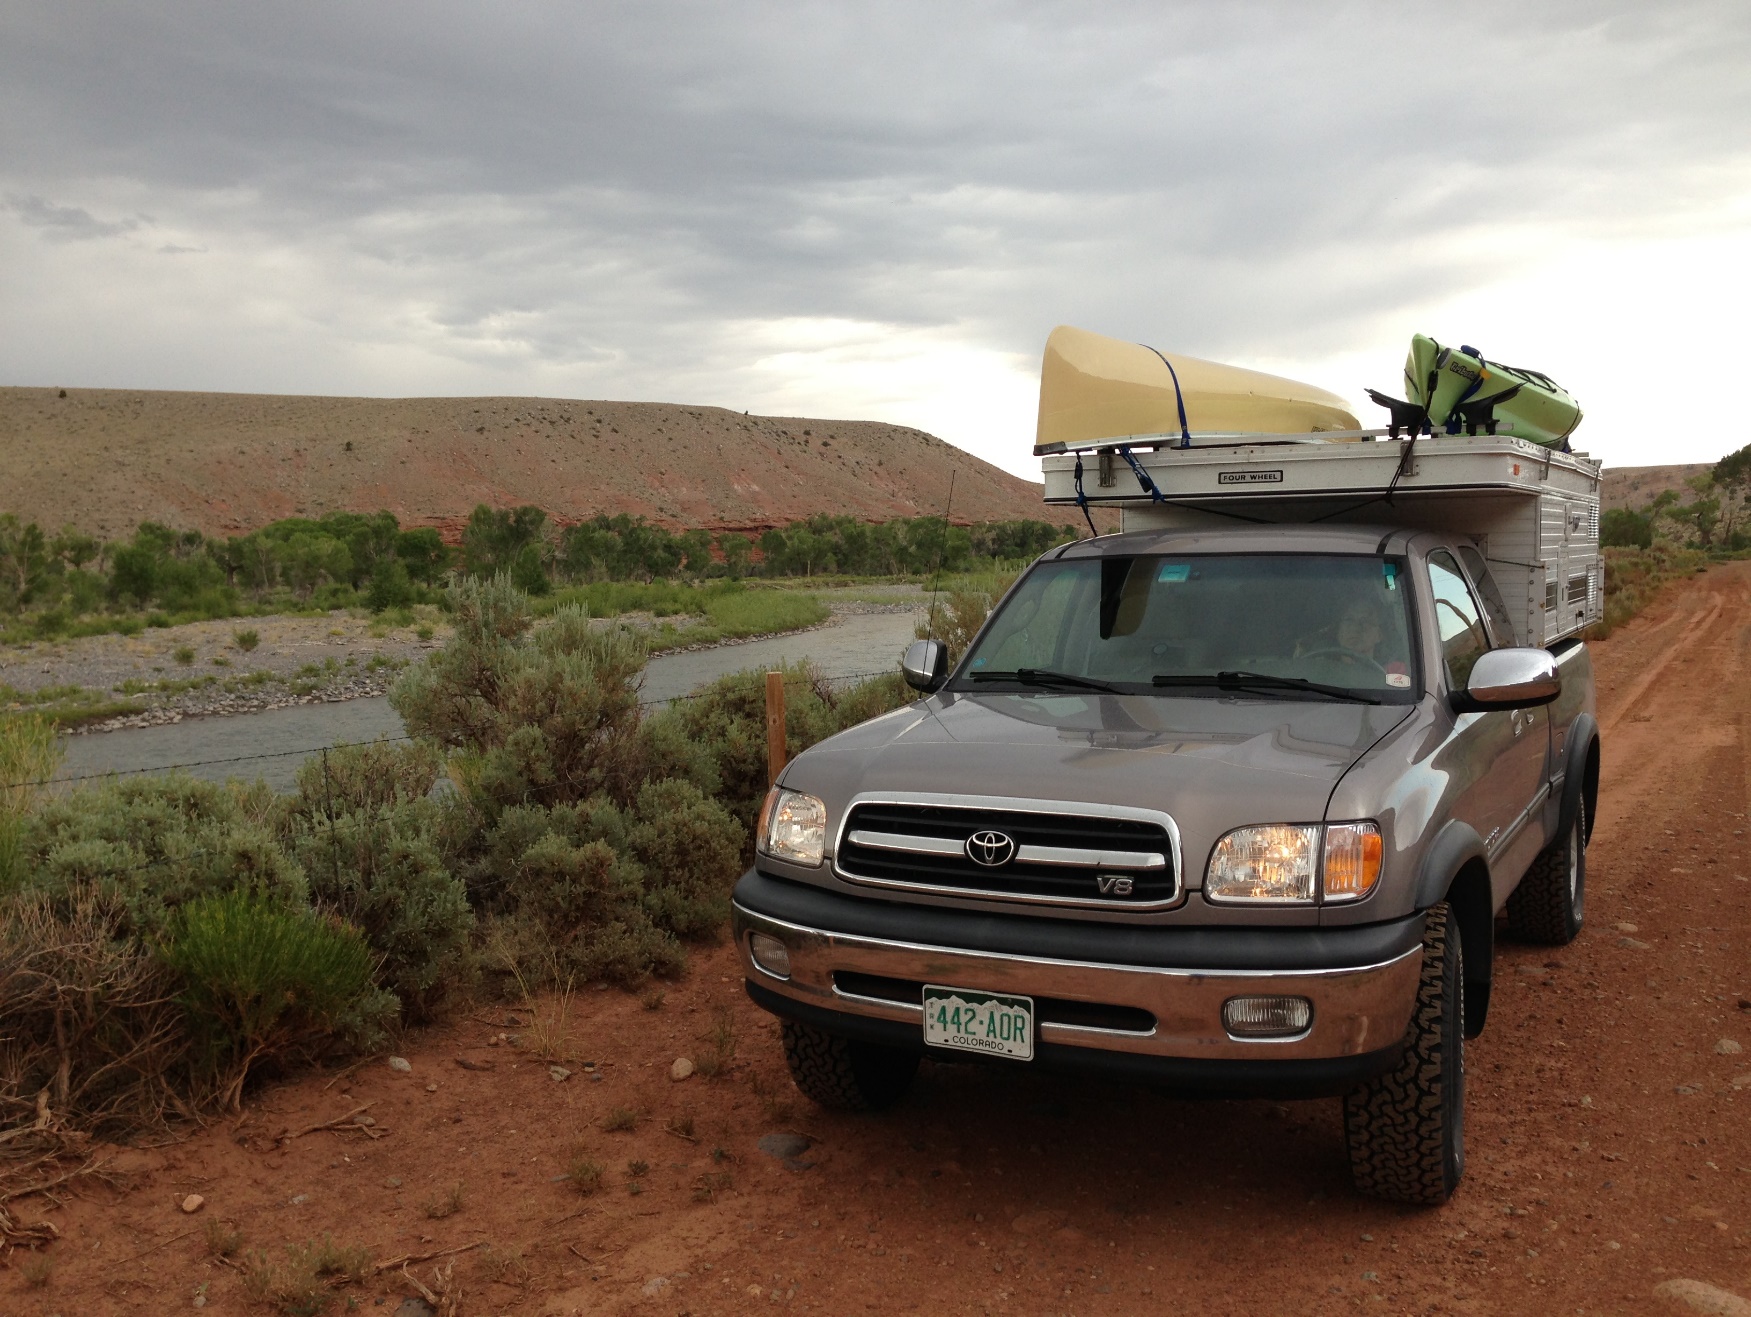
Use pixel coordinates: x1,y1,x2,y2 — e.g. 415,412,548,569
1505,796,1586,945
781,1020,919,1111
1343,903,1465,1205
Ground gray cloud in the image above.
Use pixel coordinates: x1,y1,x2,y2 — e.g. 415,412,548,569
8,194,139,240
1,1,1747,464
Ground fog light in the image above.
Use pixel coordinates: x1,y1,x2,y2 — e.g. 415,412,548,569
1222,995,1312,1039
748,932,792,979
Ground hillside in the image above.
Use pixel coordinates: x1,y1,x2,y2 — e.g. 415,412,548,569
1601,463,1714,512
0,387,1070,540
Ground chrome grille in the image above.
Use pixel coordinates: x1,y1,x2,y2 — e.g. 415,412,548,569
835,798,1179,909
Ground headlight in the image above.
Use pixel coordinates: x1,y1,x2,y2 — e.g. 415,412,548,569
759,787,827,867
1205,821,1384,904
1206,824,1320,903
1323,821,1383,902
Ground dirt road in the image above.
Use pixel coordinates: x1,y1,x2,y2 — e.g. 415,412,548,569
6,565,1750,1316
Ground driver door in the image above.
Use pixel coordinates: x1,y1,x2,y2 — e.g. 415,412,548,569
1426,550,1547,908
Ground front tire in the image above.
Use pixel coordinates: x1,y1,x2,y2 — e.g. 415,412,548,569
1343,903,1465,1205
781,1020,919,1111
1505,796,1586,945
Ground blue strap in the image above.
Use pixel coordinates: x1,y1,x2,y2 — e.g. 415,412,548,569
1072,455,1099,536
1117,446,1167,502
1140,344,1194,448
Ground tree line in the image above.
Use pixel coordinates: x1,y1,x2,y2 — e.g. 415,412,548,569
0,504,1075,621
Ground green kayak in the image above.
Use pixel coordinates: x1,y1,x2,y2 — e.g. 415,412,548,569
1369,334,1582,448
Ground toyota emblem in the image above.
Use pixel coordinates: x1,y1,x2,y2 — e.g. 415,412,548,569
965,830,1017,868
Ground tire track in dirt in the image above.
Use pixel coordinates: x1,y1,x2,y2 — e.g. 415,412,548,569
1592,565,1746,847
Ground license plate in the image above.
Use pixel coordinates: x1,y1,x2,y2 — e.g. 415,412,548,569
922,985,1034,1061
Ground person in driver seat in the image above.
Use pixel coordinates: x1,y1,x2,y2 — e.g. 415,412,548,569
1298,597,1408,685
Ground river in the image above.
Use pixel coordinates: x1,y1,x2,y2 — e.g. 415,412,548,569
55,610,923,791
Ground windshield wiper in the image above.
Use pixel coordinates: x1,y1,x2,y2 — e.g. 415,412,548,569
968,668,1125,694
1151,671,1381,704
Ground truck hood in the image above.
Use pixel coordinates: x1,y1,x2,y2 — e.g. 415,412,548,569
785,691,1413,852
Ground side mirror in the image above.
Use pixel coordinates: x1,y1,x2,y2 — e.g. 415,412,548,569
901,639,949,693
1452,647,1561,712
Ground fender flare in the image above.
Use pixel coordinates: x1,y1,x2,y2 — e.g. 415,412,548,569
1411,819,1487,911
1411,820,1494,1037
1556,713,1600,846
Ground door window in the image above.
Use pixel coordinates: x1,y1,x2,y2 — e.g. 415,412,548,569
1456,545,1516,645
1427,551,1490,690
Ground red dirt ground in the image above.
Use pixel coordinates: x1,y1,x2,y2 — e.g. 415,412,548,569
4,564,1751,1316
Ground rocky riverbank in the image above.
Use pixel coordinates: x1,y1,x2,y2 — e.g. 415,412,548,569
3,592,925,734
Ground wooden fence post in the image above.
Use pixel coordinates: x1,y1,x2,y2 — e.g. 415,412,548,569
765,671,787,785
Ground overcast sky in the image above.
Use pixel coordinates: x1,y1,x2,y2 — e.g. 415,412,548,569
4,2,1748,479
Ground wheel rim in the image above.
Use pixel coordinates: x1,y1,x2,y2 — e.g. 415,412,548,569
1566,823,1580,904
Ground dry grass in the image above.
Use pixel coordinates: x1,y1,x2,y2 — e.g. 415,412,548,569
483,1244,531,1287
639,987,667,1011
693,1006,738,1078
602,1105,640,1132
489,930,575,1062
203,1218,244,1258
749,1070,795,1124
693,1169,734,1203
242,1234,373,1314
1591,544,1708,639
665,1112,696,1140
18,1251,54,1286
0,712,62,888
421,1181,466,1220
565,1152,605,1195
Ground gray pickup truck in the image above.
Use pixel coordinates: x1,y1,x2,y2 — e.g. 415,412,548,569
732,523,1599,1204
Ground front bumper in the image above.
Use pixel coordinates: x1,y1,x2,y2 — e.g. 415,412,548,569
733,869,1423,1090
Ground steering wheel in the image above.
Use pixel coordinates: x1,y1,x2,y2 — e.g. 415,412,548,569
1297,647,1387,679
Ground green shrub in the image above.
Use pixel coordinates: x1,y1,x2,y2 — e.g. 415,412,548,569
233,628,260,652
1600,507,1653,550
287,808,471,1021
366,556,414,612
159,890,394,1109
627,779,744,938
280,741,469,1019
18,775,307,939
652,661,912,849
494,832,684,984
915,569,1018,661
391,576,649,813
289,738,443,817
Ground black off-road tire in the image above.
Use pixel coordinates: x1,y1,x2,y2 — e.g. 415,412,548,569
1505,796,1587,945
781,1020,920,1111
1343,903,1465,1205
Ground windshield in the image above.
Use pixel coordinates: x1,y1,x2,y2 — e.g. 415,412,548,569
959,553,1417,701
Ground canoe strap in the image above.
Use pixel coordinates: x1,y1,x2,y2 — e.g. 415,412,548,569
1139,344,1194,448
1072,455,1099,537
1117,446,1167,503
1309,434,1419,524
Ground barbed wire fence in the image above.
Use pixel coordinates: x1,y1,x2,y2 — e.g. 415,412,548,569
1,666,904,793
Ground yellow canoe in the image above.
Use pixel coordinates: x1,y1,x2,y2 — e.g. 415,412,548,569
1035,325,1361,454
